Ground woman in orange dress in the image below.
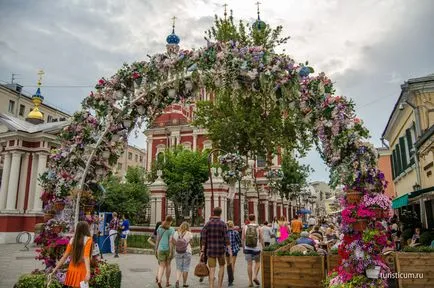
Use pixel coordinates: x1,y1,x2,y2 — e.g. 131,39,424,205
51,221,92,287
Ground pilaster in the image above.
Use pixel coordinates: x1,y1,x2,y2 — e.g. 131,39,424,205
0,153,12,210
5,152,23,211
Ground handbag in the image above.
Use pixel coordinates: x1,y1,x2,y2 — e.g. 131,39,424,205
194,262,209,277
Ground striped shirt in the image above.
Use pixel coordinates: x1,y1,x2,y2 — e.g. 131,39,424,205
202,216,230,258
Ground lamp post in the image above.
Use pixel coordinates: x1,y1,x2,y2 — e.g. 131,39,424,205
207,149,228,214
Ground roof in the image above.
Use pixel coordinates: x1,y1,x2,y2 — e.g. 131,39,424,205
0,84,71,117
382,74,434,139
0,113,70,134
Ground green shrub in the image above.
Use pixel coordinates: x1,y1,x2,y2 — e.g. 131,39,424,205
402,228,413,242
15,273,62,288
92,263,122,288
402,246,434,253
420,231,434,246
330,247,338,255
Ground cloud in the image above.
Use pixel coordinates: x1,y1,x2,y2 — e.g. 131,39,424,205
0,0,433,182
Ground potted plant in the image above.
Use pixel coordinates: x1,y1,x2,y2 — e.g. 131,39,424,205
396,246,434,287
362,193,391,218
341,204,375,232
271,250,325,287
45,218,69,235
53,198,67,212
43,202,56,222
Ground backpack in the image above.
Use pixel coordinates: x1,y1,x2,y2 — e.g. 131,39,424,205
245,224,258,248
175,233,188,254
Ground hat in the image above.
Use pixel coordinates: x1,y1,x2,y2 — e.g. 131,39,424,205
301,231,309,237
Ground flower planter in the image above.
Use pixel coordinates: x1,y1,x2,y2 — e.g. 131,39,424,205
52,225,63,234
366,266,380,279
43,213,55,222
346,191,363,204
84,205,94,214
327,254,341,272
371,207,383,218
54,201,65,212
261,250,273,288
352,219,368,232
396,252,434,288
271,255,325,288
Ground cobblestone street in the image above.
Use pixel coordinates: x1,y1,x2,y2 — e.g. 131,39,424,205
1,244,255,288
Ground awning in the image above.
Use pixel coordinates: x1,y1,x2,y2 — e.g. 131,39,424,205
409,186,434,199
392,194,409,209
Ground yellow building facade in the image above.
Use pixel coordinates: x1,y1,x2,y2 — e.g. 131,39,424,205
383,74,434,229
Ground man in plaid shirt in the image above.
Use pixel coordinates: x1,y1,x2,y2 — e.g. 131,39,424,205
201,207,231,288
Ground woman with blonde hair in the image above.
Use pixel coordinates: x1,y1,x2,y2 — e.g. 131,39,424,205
156,215,175,288
51,221,92,287
172,221,193,288
226,220,241,286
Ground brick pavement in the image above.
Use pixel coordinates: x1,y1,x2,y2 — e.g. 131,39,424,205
0,244,258,288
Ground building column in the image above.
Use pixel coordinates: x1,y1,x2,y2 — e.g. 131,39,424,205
5,152,23,211
17,153,29,212
205,194,211,222
27,153,39,212
273,201,277,219
263,200,269,222
193,130,198,151
146,137,153,171
31,153,47,212
0,153,12,210
252,198,259,220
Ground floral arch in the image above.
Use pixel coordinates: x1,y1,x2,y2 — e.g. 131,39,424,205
38,23,391,287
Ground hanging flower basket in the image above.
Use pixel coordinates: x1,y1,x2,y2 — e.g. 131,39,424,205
352,219,368,232
371,207,383,218
43,213,55,222
84,205,94,214
366,266,381,279
54,201,65,212
346,191,363,204
52,225,63,234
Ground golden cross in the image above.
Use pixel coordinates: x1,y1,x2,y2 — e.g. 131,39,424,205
37,69,45,87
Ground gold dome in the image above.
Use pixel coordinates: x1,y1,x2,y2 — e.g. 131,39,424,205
27,107,44,120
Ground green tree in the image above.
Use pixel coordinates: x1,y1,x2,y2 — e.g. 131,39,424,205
99,166,149,225
149,147,209,225
280,152,311,201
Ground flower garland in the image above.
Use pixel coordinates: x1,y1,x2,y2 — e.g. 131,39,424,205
32,38,391,287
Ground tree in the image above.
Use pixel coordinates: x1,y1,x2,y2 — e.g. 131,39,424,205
280,152,312,201
149,147,209,225
195,13,314,163
99,166,149,225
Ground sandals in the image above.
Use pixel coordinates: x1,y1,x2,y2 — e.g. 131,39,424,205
166,282,171,287
175,281,179,288
157,282,163,288
253,279,261,286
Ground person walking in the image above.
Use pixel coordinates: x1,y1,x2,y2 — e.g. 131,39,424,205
226,220,241,286
201,207,231,288
277,216,290,243
51,221,92,288
148,221,162,284
108,212,120,255
271,216,279,243
290,215,303,234
173,222,193,288
261,221,273,247
120,214,130,253
156,215,175,288
242,214,264,287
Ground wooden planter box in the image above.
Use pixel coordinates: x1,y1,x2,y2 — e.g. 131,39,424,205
271,255,325,288
327,254,340,272
261,251,273,288
396,252,434,288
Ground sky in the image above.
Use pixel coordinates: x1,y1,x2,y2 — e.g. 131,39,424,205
0,0,433,182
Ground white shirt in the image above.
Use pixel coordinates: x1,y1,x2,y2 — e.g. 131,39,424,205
262,226,273,243
173,231,193,254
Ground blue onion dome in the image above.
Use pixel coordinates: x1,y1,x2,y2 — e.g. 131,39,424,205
32,87,44,101
166,32,180,45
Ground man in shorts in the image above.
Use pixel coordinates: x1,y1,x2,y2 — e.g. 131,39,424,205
242,214,264,287
201,207,231,288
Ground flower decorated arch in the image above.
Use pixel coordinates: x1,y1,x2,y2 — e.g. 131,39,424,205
39,37,391,286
